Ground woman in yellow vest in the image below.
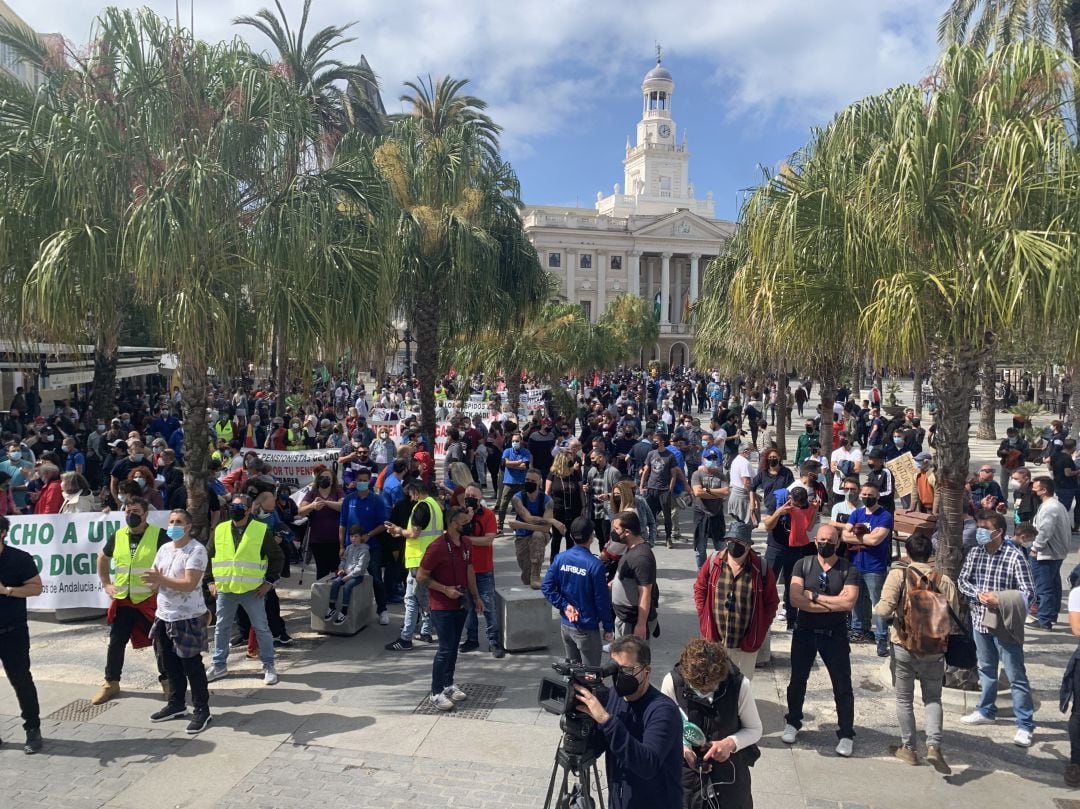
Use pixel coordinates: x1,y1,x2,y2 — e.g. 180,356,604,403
91,497,169,705
383,481,444,651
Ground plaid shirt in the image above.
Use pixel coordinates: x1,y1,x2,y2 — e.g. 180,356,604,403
151,615,209,659
957,540,1034,634
711,555,753,648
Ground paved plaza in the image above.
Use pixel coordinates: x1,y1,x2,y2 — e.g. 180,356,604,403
3,388,1079,809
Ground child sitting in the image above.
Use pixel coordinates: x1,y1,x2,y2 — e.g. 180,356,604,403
324,524,371,625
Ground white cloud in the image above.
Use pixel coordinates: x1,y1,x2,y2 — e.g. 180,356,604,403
14,0,945,158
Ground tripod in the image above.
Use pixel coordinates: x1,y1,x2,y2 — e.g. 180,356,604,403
542,742,604,809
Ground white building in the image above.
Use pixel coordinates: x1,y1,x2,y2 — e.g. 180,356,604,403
0,0,58,87
522,56,735,369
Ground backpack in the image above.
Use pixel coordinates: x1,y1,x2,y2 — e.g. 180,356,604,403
895,564,952,655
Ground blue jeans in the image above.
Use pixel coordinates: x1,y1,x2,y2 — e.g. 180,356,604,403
328,575,362,611
852,570,886,641
1032,557,1064,627
1058,488,1076,517
464,571,500,647
973,630,1035,731
367,542,387,613
430,609,467,696
213,590,275,669
400,569,431,642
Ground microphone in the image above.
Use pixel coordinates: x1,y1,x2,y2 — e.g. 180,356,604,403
682,720,706,748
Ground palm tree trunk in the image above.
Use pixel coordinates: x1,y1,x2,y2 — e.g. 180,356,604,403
1069,361,1080,435
274,325,288,403
913,366,924,417
774,364,788,459
413,298,440,450
90,333,119,424
819,371,837,455
181,359,211,542
506,371,523,416
976,334,997,440
930,341,979,580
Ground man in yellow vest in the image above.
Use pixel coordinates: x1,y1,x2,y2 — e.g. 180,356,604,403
92,496,170,705
215,413,235,444
384,481,444,651
286,419,306,451
204,493,284,685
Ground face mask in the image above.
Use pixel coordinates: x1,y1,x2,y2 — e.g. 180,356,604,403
863,496,878,509
614,669,642,698
701,439,711,448
230,504,248,522
8,451,21,461
512,441,521,450
464,496,480,510
1008,479,1021,491
356,481,370,492
975,527,993,546
845,491,859,503
318,477,331,488
380,433,389,440
131,453,145,462
806,427,813,433
893,438,904,447
689,686,715,702
97,424,106,433
1008,437,1017,445
523,481,538,494
727,542,748,559
252,508,267,520
135,477,148,490
117,494,128,505
817,542,837,558
125,512,142,529
166,525,185,540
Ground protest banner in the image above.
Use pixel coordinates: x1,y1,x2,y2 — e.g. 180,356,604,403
886,451,917,499
12,511,173,611
251,448,341,488
367,421,451,458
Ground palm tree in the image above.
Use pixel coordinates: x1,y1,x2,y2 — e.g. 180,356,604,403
939,0,1080,59
596,294,660,368
704,42,1080,577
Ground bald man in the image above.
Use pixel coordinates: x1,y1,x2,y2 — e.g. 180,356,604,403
782,524,862,757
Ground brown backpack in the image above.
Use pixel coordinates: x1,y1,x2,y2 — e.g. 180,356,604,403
895,565,952,655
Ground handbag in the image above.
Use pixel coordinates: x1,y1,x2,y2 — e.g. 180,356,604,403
944,601,977,669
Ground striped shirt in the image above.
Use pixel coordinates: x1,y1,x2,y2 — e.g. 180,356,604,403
957,540,1034,634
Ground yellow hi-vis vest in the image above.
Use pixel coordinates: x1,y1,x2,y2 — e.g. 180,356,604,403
286,429,305,450
211,519,270,594
404,496,445,569
112,525,162,604
215,420,234,442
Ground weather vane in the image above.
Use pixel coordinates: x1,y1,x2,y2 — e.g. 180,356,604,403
655,42,663,64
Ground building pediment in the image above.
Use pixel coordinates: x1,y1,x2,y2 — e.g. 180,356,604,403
630,210,733,241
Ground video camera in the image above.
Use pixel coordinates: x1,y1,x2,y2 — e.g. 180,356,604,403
537,660,618,766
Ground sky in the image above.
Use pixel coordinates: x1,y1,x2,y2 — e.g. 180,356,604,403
15,0,948,220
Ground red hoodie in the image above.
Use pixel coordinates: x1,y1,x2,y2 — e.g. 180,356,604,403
693,548,779,652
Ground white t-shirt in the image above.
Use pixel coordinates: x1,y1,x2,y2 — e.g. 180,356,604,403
1069,586,1080,614
730,455,754,492
830,447,863,494
152,541,209,622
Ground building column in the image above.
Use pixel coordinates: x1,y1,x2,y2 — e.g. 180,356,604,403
566,249,576,304
646,256,655,306
596,250,607,317
629,250,641,297
660,252,672,326
673,256,683,326
689,252,701,304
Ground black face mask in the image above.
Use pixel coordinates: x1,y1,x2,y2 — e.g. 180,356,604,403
614,670,641,697
863,496,878,509
230,504,248,522
523,481,538,494
464,496,480,510
817,542,837,558
318,477,331,488
125,512,142,529
767,457,779,467
727,541,748,559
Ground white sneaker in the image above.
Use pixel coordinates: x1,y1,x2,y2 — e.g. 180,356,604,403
205,665,227,682
444,684,467,703
430,692,455,711
780,724,799,744
263,667,279,686
1014,728,1034,747
378,611,390,626
960,710,995,725
836,738,854,757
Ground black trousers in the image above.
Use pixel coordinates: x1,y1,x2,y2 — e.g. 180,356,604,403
105,605,165,682
157,627,209,712
785,627,855,739
646,489,673,538
311,543,340,581
0,625,40,731
764,544,813,624
550,509,580,564
1070,660,1080,765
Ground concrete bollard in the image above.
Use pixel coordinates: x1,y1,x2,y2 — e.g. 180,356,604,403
310,575,376,636
497,587,553,652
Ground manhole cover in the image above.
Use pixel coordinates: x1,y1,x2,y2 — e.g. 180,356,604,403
46,699,115,722
414,683,505,720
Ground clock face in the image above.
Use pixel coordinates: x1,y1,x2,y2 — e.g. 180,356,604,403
658,124,671,138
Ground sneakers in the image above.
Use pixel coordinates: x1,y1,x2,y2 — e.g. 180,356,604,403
492,645,506,659
385,638,413,651
23,729,42,755
459,640,480,653
780,724,799,744
333,612,347,626
150,705,187,723
90,680,120,705
665,536,673,549
273,632,294,646
530,579,541,590
430,692,455,711
889,744,918,765
263,667,279,686
1065,763,1080,787
926,745,951,775
876,639,890,657
229,635,246,648
1014,728,1034,747
960,710,995,725
444,684,468,703
836,738,854,757
378,611,390,626
205,665,228,682
323,608,336,621
186,711,212,735
417,633,434,644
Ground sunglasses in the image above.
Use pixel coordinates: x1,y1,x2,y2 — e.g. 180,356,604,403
818,571,829,592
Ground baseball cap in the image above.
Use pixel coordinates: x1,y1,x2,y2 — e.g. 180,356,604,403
867,447,886,460
726,522,753,542
110,439,127,449
915,452,932,463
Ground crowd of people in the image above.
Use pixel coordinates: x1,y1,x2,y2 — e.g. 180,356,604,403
2,367,1080,807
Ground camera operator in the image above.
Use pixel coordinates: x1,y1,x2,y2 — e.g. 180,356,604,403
661,639,762,809
541,515,614,666
574,635,683,809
